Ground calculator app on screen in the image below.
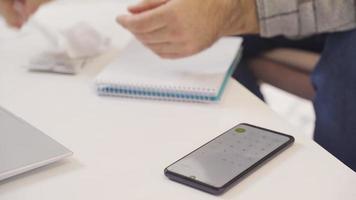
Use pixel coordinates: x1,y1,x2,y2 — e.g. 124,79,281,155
165,124,294,194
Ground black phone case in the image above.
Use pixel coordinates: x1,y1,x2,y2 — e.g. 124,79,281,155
164,123,295,195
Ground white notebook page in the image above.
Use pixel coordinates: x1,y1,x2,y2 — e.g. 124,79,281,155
95,37,242,95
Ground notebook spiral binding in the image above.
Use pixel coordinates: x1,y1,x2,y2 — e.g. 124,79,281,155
96,82,218,103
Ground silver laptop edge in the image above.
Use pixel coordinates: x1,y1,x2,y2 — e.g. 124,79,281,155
0,106,73,182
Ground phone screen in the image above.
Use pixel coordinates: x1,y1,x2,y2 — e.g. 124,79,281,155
165,124,293,193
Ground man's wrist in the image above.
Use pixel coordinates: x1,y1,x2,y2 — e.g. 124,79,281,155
221,0,260,36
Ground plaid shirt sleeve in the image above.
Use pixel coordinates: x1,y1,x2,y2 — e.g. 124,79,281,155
256,0,356,37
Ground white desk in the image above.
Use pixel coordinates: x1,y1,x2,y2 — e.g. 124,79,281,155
0,1,355,199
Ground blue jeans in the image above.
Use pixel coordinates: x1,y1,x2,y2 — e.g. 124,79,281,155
234,31,356,171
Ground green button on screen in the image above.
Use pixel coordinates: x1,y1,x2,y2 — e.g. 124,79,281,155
235,128,246,133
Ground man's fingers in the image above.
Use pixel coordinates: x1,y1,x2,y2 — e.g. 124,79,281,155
117,6,168,34
128,0,168,14
24,2,39,17
4,13,22,27
157,53,183,59
146,42,176,54
0,0,49,28
0,1,23,28
13,0,28,20
145,42,186,55
146,41,200,59
134,27,172,44
25,0,49,17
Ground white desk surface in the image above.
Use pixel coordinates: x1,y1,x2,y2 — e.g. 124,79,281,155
0,1,355,200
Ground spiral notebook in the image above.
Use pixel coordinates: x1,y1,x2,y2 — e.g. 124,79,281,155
95,37,242,103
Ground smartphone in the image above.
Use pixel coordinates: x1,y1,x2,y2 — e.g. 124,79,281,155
164,123,294,195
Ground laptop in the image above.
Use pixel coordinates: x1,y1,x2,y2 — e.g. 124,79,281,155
0,106,72,182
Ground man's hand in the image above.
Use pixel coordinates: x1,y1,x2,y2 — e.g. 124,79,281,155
117,0,259,59
0,0,49,28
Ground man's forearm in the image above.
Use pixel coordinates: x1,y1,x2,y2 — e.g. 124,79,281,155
256,0,356,38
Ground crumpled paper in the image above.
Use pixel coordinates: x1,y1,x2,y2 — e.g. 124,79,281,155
27,21,111,74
